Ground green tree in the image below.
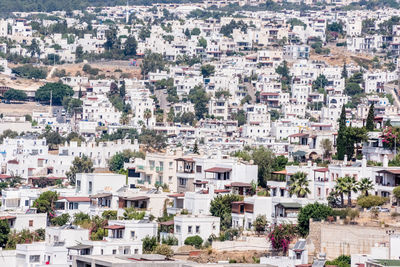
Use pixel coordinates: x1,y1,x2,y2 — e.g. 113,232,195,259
191,27,201,35
289,172,310,198
230,110,246,126
252,147,275,187
210,194,242,230
142,236,158,253
109,150,140,172
141,52,166,78
33,191,59,216
184,235,203,248
297,203,332,237
188,85,209,120
393,186,400,207
344,83,362,96
75,45,84,62
198,37,207,49
35,83,74,105
124,36,138,56
336,105,346,160
201,64,215,78
312,74,328,91
66,155,94,185
358,178,374,196
193,140,199,154
139,129,167,152
366,104,375,131
4,89,27,101
253,215,268,235
0,219,10,247
12,64,47,79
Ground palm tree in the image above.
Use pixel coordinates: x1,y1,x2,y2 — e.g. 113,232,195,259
358,178,374,196
289,172,310,198
334,177,347,208
120,114,129,125
144,109,152,127
342,176,359,207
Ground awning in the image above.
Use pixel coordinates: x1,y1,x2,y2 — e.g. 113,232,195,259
377,169,400,175
204,167,232,173
124,196,150,201
227,182,252,187
104,225,125,230
175,157,195,162
90,193,112,198
277,203,302,209
314,168,328,173
159,220,174,226
67,244,93,250
0,216,16,220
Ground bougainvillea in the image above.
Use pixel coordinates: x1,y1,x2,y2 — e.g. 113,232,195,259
267,224,298,254
381,127,400,150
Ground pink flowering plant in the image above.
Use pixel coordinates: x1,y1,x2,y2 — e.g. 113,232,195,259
381,127,400,150
267,224,298,254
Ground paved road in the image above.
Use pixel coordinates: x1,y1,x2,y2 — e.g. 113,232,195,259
385,84,400,108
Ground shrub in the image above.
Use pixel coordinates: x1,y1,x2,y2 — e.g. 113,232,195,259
51,213,70,226
142,236,158,253
184,235,203,249
162,235,178,246
102,210,117,220
357,195,388,208
325,255,351,267
154,244,174,257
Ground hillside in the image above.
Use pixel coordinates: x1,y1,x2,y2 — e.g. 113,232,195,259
0,0,200,13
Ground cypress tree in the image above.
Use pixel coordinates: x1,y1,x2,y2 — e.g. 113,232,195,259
193,140,199,154
342,62,348,79
366,104,375,131
337,105,347,160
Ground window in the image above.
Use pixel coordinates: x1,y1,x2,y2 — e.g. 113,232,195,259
196,165,202,173
88,181,92,194
25,200,29,206
176,225,181,233
179,178,187,186
196,226,200,234
76,180,81,192
29,220,33,227
29,255,40,262
112,249,117,255
101,249,103,255
134,249,139,254
188,226,192,233
131,231,135,239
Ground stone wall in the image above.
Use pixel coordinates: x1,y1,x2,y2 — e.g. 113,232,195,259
307,220,398,260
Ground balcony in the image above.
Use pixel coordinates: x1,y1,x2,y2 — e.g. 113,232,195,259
167,207,182,215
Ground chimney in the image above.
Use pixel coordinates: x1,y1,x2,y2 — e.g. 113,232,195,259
307,160,312,167
344,155,348,165
362,155,367,169
209,184,214,195
383,155,388,168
